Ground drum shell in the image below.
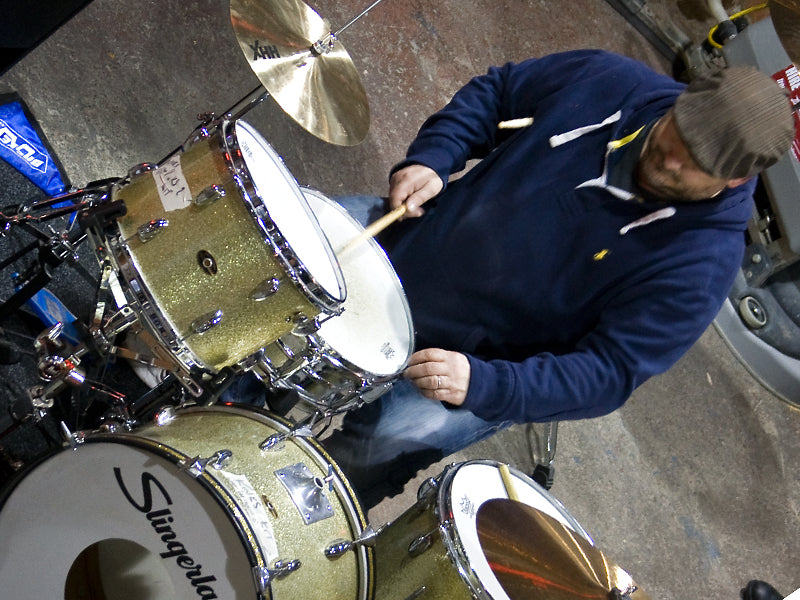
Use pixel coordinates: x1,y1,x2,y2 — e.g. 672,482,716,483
109,134,319,372
0,405,373,600
373,460,592,600
374,495,474,600
257,189,414,414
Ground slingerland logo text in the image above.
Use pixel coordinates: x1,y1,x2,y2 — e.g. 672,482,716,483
114,467,220,599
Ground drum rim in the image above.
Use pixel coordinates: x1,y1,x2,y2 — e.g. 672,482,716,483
144,403,376,600
82,431,270,583
435,459,594,600
0,406,375,600
300,186,415,376
222,119,347,315
94,238,208,392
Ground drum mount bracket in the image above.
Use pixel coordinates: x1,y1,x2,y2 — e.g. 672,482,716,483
274,462,336,525
252,559,302,594
324,524,379,559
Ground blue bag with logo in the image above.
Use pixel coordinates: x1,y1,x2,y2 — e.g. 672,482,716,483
0,94,67,196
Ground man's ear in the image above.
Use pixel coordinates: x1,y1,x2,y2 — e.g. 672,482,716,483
725,175,753,189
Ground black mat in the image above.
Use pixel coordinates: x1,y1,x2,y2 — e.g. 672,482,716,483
0,95,148,490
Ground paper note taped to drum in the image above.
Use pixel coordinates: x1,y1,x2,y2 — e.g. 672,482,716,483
218,470,280,563
154,155,192,211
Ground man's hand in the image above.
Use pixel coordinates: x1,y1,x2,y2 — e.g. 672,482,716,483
404,348,471,406
389,164,443,218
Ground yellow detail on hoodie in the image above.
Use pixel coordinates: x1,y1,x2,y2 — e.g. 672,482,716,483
593,249,610,261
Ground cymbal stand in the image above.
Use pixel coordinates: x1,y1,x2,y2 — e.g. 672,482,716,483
0,182,122,320
311,0,388,55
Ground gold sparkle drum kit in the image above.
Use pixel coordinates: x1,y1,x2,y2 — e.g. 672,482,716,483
0,0,650,598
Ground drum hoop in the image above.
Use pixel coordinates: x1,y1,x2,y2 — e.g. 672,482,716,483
300,187,415,377
95,238,210,386
151,404,375,599
220,120,346,315
435,459,593,599
81,433,269,578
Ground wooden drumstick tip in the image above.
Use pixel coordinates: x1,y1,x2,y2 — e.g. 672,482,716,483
498,463,519,501
497,117,534,129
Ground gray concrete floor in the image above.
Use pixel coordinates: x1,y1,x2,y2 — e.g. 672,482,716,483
1,0,798,599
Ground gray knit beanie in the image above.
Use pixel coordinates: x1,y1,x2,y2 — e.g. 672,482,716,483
672,65,795,179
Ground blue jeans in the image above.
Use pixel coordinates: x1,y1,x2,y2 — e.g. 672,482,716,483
321,380,512,509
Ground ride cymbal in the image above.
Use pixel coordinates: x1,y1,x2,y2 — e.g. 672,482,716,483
230,0,370,146
476,499,650,600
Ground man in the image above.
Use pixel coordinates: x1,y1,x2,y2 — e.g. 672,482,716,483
319,49,796,508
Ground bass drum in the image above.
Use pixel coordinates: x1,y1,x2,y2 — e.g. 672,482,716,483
0,405,372,599
373,459,593,600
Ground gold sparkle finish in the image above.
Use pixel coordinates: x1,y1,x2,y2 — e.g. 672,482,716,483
112,135,318,371
373,496,473,600
132,405,373,599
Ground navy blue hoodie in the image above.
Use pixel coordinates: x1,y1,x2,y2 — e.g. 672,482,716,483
386,50,754,423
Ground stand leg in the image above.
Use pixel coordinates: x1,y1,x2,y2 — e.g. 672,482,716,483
527,421,558,489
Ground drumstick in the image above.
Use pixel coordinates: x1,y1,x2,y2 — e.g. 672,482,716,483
338,204,408,255
498,117,534,129
498,463,520,501
338,119,530,255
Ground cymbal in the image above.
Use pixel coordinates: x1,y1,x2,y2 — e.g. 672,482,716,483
476,499,650,600
230,0,370,146
770,0,800,65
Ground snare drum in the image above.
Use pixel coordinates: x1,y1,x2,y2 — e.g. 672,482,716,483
101,120,345,381
256,189,414,413
373,460,593,600
0,405,372,599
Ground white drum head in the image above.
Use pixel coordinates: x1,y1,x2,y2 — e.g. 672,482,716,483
446,462,591,600
0,441,260,599
303,189,414,375
234,121,345,303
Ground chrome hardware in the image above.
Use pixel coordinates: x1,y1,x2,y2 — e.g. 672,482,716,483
197,250,218,275
271,559,301,578
102,306,138,338
251,278,281,301
190,309,223,335
404,587,428,600
49,233,80,263
252,559,302,592
128,163,156,178
324,539,352,559
291,313,320,335
259,422,314,451
154,406,177,426
60,421,86,450
274,462,335,525
324,525,378,559
262,495,278,518
194,184,226,207
408,529,437,557
182,113,217,149
178,449,233,477
135,218,169,243
416,476,439,505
